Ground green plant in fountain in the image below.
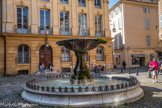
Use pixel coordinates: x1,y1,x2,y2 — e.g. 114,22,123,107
97,38,107,44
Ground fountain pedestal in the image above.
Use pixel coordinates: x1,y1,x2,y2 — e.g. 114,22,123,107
56,38,107,83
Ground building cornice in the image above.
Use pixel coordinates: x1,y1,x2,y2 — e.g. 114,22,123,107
2,33,114,41
110,0,158,12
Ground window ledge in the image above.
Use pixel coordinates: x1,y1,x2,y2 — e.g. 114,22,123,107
17,64,30,66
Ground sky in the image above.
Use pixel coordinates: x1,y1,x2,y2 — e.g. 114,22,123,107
109,0,119,9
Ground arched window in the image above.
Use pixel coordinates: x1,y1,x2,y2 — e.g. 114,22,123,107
61,47,70,62
17,45,29,64
97,46,104,61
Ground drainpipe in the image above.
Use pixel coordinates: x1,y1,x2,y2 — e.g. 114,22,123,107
1,0,6,76
4,36,6,76
0,0,2,38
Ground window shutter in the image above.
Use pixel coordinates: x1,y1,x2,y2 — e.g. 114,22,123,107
160,15,162,28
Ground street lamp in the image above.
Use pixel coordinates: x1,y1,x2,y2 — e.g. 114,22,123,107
45,29,49,47
127,47,130,74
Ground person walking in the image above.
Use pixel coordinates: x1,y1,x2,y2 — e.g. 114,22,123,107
42,63,45,73
122,60,127,70
149,58,159,83
50,63,53,72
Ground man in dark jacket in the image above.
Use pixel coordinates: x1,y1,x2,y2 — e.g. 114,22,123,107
122,60,126,70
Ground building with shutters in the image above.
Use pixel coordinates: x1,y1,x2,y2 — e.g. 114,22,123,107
0,0,113,76
109,0,159,68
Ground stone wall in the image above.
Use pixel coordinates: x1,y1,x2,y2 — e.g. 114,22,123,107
0,38,4,76
4,34,113,75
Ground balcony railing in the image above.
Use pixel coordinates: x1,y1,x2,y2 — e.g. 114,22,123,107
38,27,53,35
95,30,105,37
61,57,71,62
7,26,108,37
15,25,31,34
78,29,90,36
60,27,72,36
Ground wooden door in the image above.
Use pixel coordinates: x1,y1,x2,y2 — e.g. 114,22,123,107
39,45,52,69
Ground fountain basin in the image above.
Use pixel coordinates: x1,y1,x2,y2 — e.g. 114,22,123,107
22,76,144,107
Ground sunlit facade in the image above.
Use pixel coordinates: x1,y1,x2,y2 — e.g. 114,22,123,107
0,0,113,76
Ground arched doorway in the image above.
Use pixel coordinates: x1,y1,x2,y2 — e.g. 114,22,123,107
39,45,52,69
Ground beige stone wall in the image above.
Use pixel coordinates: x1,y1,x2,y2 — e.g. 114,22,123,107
159,0,162,39
0,0,113,75
2,0,110,37
123,2,159,49
110,0,159,68
4,34,113,75
0,38,4,76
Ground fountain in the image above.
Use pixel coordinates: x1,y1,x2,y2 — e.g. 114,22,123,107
22,38,144,107
56,38,107,84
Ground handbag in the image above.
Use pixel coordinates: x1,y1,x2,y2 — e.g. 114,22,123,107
149,67,154,71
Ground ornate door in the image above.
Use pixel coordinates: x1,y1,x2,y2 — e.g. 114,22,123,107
39,45,52,69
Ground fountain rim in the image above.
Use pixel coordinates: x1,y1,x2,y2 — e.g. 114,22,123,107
23,81,140,96
25,76,139,95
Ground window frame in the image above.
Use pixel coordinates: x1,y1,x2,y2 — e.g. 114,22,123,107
94,0,101,9
78,14,87,36
145,18,150,30
60,12,70,35
60,0,68,4
96,46,104,61
146,35,151,46
78,0,86,7
17,7,28,33
61,47,71,62
40,0,50,2
95,15,102,37
40,9,51,34
17,45,30,64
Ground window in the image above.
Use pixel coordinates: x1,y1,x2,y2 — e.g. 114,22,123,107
62,68,71,72
60,0,68,4
160,15,162,28
118,18,122,30
41,0,49,1
78,0,85,7
78,14,87,36
40,10,50,34
114,36,117,50
17,7,28,33
145,18,150,29
119,35,123,49
17,45,29,64
150,54,154,61
61,47,71,62
60,12,70,35
143,7,150,13
94,0,101,8
132,56,140,66
146,35,151,46
95,16,102,37
97,47,104,61
113,21,116,29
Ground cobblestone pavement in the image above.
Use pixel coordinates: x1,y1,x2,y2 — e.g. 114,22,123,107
0,69,162,108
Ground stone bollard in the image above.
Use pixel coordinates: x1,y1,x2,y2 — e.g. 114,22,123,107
128,68,131,74
121,68,123,73
136,67,139,76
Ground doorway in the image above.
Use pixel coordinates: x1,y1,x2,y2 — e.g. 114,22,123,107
39,45,52,69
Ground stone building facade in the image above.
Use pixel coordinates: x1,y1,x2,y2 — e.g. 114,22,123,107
0,0,113,76
109,0,159,68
